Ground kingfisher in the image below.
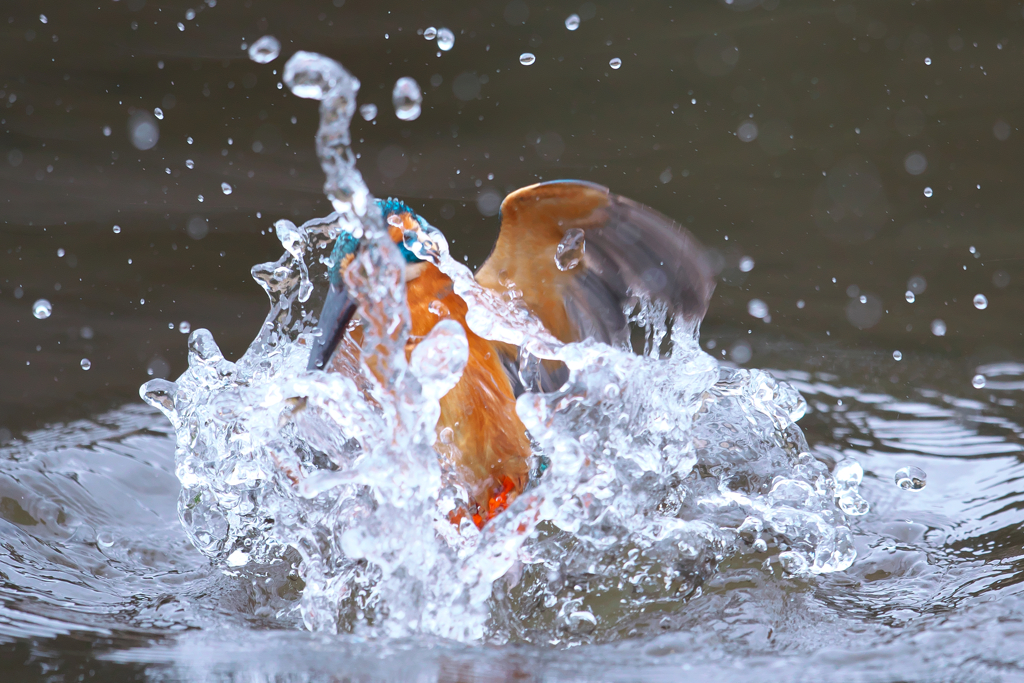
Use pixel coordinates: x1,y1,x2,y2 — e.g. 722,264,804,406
306,180,714,528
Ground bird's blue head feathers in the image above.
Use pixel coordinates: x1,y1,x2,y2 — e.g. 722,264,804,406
328,198,438,285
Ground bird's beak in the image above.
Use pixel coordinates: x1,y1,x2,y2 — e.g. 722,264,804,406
306,281,359,371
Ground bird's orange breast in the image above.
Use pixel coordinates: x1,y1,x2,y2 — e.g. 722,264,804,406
405,263,531,520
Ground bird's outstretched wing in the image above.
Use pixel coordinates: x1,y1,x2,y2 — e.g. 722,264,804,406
476,180,715,358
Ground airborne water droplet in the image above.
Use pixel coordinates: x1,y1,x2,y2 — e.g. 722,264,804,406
520,52,536,65
359,103,377,121
179,321,191,334
923,186,934,198
128,111,159,151
423,27,437,41
436,28,455,51
565,13,580,30
894,466,927,491
972,374,986,389
973,293,988,310
154,107,164,120
392,77,422,121
113,225,121,234
248,35,281,64
739,256,754,272
185,159,194,169
747,299,769,319
609,57,622,69
893,350,902,361
905,290,915,303
221,182,233,195
931,319,946,336
80,358,91,370
554,228,585,271
32,299,52,319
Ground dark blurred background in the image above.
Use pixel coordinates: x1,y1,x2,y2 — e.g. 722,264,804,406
1,0,1022,435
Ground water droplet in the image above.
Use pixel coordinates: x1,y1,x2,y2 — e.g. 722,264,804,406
436,28,455,51
57,248,65,257
187,137,193,144
747,299,769,319
154,107,164,120
32,299,52,319
565,13,580,30
752,538,768,553
102,125,111,137
128,111,159,151
520,52,536,65
392,77,422,121
221,182,232,195
739,256,755,272
834,458,863,488
730,341,752,363
796,299,805,309
971,373,987,389
112,225,121,234
924,57,932,65
185,8,196,20
359,103,377,121
923,186,933,198
903,152,927,175
186,216,209,240
177,22,185,31
197,194,204,203
185,159,194,169
80,358,91,370
428,300,450,317
907,276,927,294
554,228,586,271
737,121,758,142
609,57,622,69
894,466,927,491
905,290,915,303
179,321,191,334
973,293,988,310
931,319,946,336
893,350,903,361
659,167,673,184
248,35,281,64
423,27,437,41
39,14,47,24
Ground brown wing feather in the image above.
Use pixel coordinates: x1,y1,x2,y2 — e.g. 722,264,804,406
476,179,714,352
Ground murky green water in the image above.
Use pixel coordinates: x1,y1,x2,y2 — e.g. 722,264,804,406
2,0,1023,680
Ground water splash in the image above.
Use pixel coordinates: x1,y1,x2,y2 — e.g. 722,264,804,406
392,77,422,122
141,48,862,643
248,35,281,64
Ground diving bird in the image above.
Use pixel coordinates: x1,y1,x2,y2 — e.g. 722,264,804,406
307,180,714,528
